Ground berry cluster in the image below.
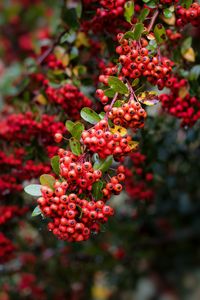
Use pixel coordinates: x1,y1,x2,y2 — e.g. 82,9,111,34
37,182,114,242
166,29,182,41
44,53,65,70
105,99,147,129
99,35,174,90
81,120,133,159
102,165,125,200
45,83,92,120
0,206,27,225
160,78,200,127
59,150,102,191
125,152,154,201
176,3,200,27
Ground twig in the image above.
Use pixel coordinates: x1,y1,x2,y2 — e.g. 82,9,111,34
147,10,159,33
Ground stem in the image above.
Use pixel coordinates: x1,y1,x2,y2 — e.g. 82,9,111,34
126,80,137,101
105,92,118,121
37,30,67,65
147,9,159,33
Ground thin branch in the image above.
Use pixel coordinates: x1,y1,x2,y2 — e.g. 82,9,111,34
147,10,159,33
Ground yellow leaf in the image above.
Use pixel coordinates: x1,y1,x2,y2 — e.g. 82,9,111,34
35,94,47,105
178,86,189,98
128,141,139,151
138,91,159,106
147,33,155,40
110,125,127,136
182,47,195,62
61,53,69,67
54,46,65,60
75,32,89,48
162,13,176,25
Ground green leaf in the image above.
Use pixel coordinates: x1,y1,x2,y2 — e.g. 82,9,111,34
71,122,85,140
92,180,104,200
32,206,42,217
51,156,60,175
138,8,150,22
99,112,106,120
142,0,151,2
123,31,136,40
189,65,200,81
104,88,116,97
180,0,192,9
113,100,124,107
24,184,42,197
81,108,101,124
154,24,167,44
132,78,140,87
62,7,79,30
94,155,113,173
145,0,157,8
163,8,173,19
133,23,144,40
40,174,55,190
181,37,192,55
65,120,75,133
69,137,82,156
108,76,128,94
124,1,134,23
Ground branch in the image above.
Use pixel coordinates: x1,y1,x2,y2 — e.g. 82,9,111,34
147,10,159,33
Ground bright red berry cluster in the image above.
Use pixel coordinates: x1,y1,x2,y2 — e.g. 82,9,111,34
44,53,65,70
38,182,114,242
104,99,147,129
160,78,200,127
45,83,92,120
0,206,27,225
59,150,102,191
99,35,174,90
81,120,133,159
176,3,200,27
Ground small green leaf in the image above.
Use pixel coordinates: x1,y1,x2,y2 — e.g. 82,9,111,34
99,112,106,120
92,180,104,200
124,1,134,23
145,0,157,8
65,120,75,133
142,0,151,3
32,206,42,217
132,78,140,87
104,88,116,97
71,122,85,140
138,8,150,22
51,156,60,175
40,174,55,190
123,31,136,40
180,0,192,9
189,65,200,81
24,184,42,197
154,24,167,44
181,37,192,55
69,137,82,156
163,8,173,19
113,100,124,107
94,155,113,173
133,23,144,40
108,76,128,94
81,108,101,124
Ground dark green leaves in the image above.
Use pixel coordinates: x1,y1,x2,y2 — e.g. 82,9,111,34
66,121,84,140
154,24,167,44
40,174,55,190
123,23,144,41
32,206,42,217
104,88,116,98
62,8,79,30
81,108,101,124
108,76,128,94
124,1,134,23
92,181,104,200
51,156,60,175
24,184,42,197
69,137,82,156
138,8,150,22
94,155,113,173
